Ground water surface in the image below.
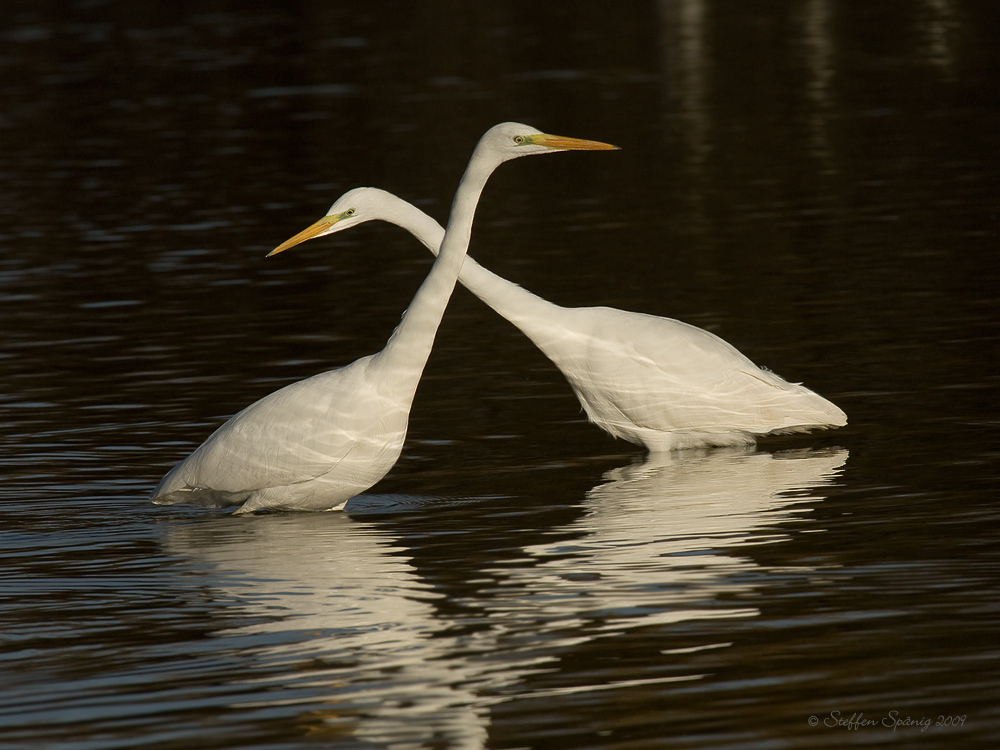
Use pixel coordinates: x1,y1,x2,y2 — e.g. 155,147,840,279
1,1,998,748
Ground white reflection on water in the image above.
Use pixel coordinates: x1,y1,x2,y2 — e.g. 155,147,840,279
165,448,846,745
659,0,709,175
484,447,848,653
799,0,835,164
166,507,492,748
921,0,959,77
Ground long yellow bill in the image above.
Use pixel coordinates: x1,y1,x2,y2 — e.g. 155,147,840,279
269,132,617,257
268,213,343,256
530,133,620,151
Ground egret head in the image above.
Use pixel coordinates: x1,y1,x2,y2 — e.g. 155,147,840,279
268,187,396,256
476,122,619,164
268,124,617,257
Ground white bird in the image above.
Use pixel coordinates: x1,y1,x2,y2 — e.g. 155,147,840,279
277,188,847,453
151,123,618,513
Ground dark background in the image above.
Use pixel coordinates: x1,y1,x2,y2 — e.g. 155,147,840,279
1,1,998,748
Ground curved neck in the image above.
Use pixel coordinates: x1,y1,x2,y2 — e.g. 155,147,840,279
380,195,567,343
374,151,498,392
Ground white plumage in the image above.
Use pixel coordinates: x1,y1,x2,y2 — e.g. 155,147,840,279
295,187,847,453
151,123,618,512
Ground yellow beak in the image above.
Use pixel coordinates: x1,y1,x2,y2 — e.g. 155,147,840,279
268,213,342,256
268,132,616,257
530,133,620,151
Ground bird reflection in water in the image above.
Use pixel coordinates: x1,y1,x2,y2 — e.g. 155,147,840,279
502,447,848,641
166,508,494,748
164,447,846,743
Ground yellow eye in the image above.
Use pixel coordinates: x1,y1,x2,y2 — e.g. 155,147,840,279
345,208,356,216
513,135,525,145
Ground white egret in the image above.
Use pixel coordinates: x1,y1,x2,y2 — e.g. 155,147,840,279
279,188,846,452
151,123,618,513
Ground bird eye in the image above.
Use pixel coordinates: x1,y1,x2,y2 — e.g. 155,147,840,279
513,135,525,145
345,208,356,216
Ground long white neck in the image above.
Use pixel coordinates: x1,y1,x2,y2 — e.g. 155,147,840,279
374,193,568,353
375,150,499,394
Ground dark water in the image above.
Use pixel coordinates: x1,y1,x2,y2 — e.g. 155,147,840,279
2,1,999,748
